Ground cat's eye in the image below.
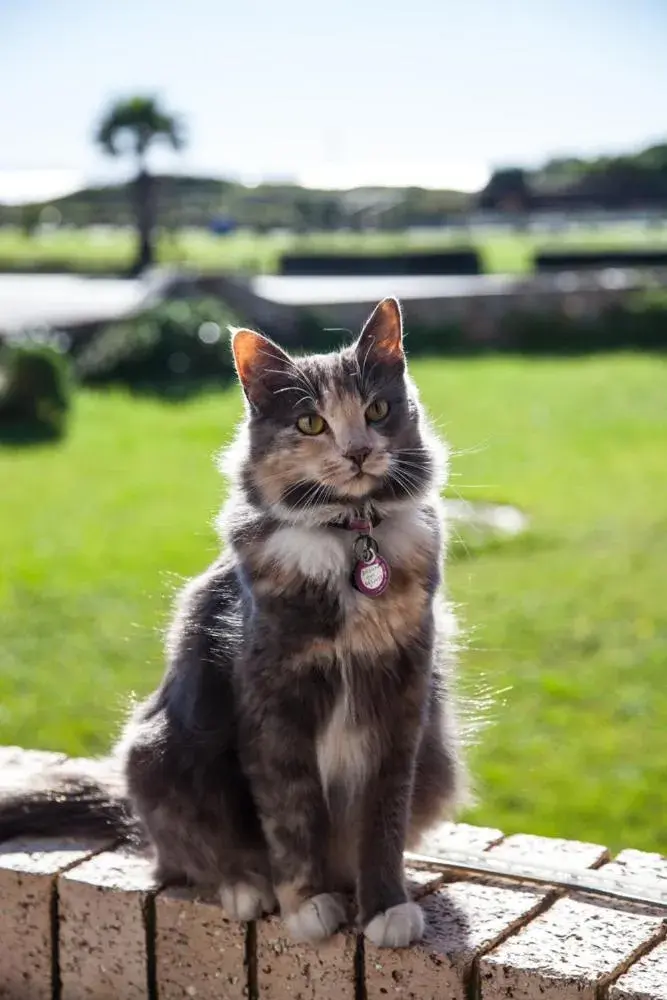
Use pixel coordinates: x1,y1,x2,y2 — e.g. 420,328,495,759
365,399,390,423
296,414,327,436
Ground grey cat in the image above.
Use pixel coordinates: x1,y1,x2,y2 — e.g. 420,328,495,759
0,298,466,948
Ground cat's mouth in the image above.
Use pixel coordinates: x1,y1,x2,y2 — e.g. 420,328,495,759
340,470,380,496
322,456,390,499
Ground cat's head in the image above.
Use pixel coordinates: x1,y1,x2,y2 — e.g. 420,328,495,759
227,298,445,522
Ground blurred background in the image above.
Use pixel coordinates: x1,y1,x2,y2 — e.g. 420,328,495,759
0,0,665,853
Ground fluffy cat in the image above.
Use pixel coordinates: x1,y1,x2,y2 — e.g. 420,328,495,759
0,297,466,948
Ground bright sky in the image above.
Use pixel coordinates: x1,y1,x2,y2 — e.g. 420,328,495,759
0,0,665,202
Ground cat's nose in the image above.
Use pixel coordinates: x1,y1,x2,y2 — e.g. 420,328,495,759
346,446,371,470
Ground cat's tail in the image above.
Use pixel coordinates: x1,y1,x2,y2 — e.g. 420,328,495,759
0,753,143,844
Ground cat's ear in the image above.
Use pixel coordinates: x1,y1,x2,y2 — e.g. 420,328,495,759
355,297,405,369
230,327,292,408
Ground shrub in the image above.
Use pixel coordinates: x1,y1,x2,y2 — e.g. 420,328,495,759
0,343,72,441
75,297,239,391
500,295,667,354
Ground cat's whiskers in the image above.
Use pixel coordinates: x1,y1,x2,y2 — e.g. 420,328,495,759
394,458,429,471
272,385,319,410
255,471,312,491
261,369,317,409
281,480,332,520
255,345,319,404
390,458,427,482
282,358,319,403
391,467,420,491
358,339,375,394
387,468,421,502
280,478,316,502
286,360,318,398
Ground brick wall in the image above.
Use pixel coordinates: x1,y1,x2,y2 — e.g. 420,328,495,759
1,747,665,1000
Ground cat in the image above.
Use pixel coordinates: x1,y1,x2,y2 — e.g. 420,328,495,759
0,297,467,948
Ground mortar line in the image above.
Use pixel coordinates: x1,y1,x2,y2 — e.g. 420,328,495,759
596,923,667,1000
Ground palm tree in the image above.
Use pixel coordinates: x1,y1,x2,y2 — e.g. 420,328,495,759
96,96,185,274
478,168,532,214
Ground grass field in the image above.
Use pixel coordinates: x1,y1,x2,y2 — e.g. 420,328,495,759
1,222,667,274
1,354,666,852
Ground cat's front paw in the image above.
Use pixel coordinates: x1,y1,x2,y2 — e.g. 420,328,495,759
364,901,425,948
220,878,276,921
285,892,347,943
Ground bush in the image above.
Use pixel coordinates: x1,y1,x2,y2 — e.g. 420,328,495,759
0,343,72,441
284,295,667,358
75,297,240,391
500,294,667,354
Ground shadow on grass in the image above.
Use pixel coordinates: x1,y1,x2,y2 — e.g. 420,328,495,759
0,421,65,448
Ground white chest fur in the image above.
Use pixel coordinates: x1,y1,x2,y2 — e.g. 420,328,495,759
261,502,439,585
262,525,348,582
372,502,440,567
316,696,375,796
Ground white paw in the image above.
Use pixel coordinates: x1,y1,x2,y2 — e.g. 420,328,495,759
219,879,276,921
285,892,347,943
364,901,425,948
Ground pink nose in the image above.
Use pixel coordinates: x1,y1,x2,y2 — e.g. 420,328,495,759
346,446,371,470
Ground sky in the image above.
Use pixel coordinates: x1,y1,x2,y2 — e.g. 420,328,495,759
0,0,665,202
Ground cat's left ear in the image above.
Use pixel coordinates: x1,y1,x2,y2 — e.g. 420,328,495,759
355,297,405,369
230,327,292,408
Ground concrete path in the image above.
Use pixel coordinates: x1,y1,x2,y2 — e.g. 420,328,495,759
0,273,168,333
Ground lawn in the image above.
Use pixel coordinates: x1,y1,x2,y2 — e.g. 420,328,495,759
1,354,666,853
0,221,667,274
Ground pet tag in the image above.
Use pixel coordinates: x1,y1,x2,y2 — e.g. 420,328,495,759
352,536,390,597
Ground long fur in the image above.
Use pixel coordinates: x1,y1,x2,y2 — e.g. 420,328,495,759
0,755,138,842
0,298,468,946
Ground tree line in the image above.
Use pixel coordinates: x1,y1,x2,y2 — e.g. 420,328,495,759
1,94,665,273
480,146,667,212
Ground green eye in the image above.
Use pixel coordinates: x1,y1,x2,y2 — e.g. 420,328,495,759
366,398,389,423
297,414,327,436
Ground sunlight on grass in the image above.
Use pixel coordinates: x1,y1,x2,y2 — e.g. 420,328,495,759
1,355,666,851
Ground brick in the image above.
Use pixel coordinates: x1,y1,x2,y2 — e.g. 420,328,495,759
608,848,667,889
155,886,248,1000
0,836,107,1000
610,939,667,1000
479,849,667,999
250,823,505,997
488,832,609,868
407,821,505,895
366,833,608,1000
256,916,357,1000
416,820,505,856
58,847,156,1000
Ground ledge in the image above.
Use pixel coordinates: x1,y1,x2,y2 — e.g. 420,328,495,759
1,746,665,999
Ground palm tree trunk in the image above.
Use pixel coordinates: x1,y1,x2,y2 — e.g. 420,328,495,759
131,168,156,275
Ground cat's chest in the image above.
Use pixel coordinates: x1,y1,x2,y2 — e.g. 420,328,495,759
261,524,350,584
257,511,438,654
259,514,433,588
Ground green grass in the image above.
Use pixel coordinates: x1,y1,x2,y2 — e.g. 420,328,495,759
1,222,667,274
1,355,666,852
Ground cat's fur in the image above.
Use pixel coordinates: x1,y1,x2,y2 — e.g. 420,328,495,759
0,298,466,947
